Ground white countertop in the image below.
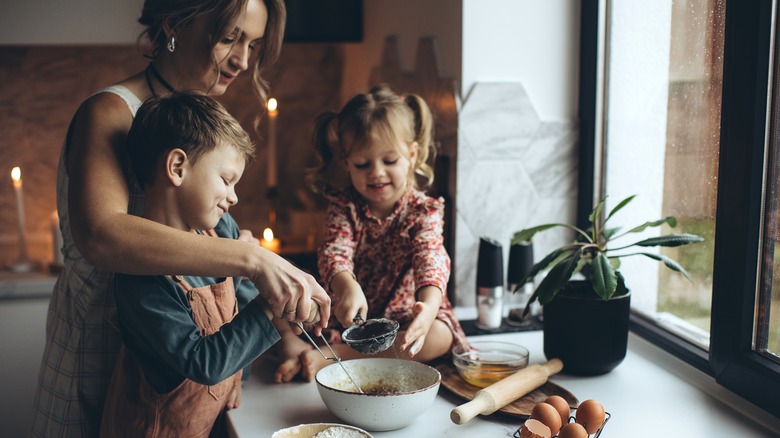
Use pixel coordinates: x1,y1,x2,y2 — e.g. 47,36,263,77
227,327,780,437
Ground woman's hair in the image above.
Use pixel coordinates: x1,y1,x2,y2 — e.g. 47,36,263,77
138,0,285,103
307,84,437,193
127,91,255,185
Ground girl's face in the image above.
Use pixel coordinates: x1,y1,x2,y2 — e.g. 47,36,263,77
174,0,268,95
346,139,417,219
176,143,246,232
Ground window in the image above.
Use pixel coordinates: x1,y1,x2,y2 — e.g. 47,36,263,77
579,0,780,417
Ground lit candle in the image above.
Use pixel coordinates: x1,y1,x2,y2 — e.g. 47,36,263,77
10,167,31,271
266,98,278,188
260,227,280,253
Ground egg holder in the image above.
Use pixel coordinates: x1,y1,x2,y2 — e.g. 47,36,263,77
512,410,611,438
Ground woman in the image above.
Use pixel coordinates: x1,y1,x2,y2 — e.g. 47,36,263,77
31,1,329,436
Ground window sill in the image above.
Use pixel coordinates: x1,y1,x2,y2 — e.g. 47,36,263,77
454,306,780,435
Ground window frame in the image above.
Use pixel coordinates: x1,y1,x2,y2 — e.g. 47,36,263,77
579,0,780,418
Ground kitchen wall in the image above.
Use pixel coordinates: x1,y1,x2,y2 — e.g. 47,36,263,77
0,1,580,304
0,0,579,305
0,1,579,435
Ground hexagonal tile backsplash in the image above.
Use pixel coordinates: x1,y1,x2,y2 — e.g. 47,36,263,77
455,82,578,307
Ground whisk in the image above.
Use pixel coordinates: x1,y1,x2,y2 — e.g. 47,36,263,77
296,322,364,394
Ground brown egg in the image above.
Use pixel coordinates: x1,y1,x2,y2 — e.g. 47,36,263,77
544,395,571,425
530,402,562,435
519,419,552,438
575,399,606,434
558,422,588,438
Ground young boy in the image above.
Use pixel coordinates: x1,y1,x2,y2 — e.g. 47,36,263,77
99,92,316,436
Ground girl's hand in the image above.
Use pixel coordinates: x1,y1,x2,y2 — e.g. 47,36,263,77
335,286,368,328
330,271,368,327
400,286,443,357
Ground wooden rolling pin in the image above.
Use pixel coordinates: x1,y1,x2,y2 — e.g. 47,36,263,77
450,358,564,425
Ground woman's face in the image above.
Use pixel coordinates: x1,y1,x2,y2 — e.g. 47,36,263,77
175,0,268,95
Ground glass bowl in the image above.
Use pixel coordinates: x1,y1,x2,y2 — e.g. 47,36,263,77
452,341,530,388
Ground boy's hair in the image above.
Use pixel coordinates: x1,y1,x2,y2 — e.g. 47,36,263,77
307,84,437,193
127,91,254,185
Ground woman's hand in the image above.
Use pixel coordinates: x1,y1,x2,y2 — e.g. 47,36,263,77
330,271,368,328
250,250,330,335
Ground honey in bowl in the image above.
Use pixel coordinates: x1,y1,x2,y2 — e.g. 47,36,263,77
452,341,529,388
456,363,523,387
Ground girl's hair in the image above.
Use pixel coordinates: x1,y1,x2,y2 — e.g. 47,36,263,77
308,84,437,193
138,0,285,103
127,91,255,185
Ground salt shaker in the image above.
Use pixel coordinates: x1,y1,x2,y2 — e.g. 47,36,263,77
476,237,504,330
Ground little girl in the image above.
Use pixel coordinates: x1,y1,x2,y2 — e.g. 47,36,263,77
274,84,467,383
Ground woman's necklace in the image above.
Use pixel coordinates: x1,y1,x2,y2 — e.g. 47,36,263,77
144,63,176,95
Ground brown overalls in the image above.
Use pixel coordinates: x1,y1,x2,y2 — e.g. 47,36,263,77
100,271,242,438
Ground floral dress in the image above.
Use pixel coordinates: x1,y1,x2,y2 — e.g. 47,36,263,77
318,187,467,351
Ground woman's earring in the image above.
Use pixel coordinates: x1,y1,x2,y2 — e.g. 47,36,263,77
167,36,176,53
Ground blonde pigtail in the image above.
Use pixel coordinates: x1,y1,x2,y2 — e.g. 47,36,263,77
405,94,437,189
306,111,349,193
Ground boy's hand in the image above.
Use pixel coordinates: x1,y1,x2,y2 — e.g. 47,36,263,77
225,382,242,410
237,229,260,245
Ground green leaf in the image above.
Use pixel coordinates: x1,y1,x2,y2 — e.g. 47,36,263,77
514,245,580,288
537,248,583,305
590,253,617,299
512,223,592,245
614,271,629,296
588,199,606,242
588,198,606,225
634,233,705,247
605,194,636,223
511,224,560,244
636,252,694,281
603,226,622,240
624,217,677,234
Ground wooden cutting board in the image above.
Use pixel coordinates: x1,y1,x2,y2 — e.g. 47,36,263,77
436,362,578,419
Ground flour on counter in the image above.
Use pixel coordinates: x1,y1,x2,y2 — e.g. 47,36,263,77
313,426,366,438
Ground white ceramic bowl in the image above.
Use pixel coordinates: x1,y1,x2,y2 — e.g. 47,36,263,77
271,423,373,438
315,358,441,431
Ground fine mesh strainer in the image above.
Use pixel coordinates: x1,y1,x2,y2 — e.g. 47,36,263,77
342,314,400,355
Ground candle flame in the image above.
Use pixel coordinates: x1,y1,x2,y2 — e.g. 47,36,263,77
267,98,277,112
262,227,274,242
11,166,21,182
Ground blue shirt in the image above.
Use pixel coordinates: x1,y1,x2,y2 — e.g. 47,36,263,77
114,214,280,393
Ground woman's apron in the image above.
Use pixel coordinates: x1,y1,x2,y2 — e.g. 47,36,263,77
100,269,242,438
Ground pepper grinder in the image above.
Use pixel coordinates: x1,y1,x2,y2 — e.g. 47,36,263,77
476,237,504,330
506,240,539,326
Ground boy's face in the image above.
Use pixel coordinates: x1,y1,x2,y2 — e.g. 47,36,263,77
177,143,246,231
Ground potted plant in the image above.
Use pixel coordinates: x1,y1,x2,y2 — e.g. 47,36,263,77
511,195,704,375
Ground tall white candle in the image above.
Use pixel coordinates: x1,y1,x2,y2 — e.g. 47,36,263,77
266,98,278,188
51,210,64,266
11,167,29,265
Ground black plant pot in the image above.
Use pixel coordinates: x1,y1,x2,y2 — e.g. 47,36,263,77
543,281,631,376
